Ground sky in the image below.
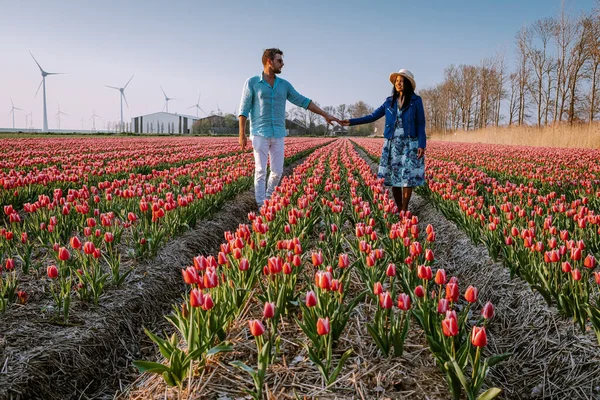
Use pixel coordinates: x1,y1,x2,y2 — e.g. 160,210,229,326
0,0,596,131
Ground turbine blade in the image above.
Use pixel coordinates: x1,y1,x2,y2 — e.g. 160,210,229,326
199,107,208,116
29,51,45,73
124,75,134,89
106,85,120,90
34,80,43,98
187,105,196,109
45,72,63,76
122,93,129,109
197,92,201,104
10,97,14,107
161,86,167,98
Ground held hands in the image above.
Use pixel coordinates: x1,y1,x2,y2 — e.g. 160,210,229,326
339,120,350,126
324,113,342,126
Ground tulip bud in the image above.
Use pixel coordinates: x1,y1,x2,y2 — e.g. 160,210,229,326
571,268,582,281
442,316,458,337
316,317,331,335
397,293,411,310
190,288,204,307
338,253,349,268
435,269,447,285
47,265,59,279
386,263,396,277
414,285,425,298
584,254,597,269
437,298,449,313
481,302,495,319
373,281,383,295
58,247,70,261
446,282,459,302
263,302,275,319
305,290,317,307
248,320,265,336
464,285,478,303
379,291,393,309
5,258,15,271
425,249,434,262
311,251,323,267
471,326,487,347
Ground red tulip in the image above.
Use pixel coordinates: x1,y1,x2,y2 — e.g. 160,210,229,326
263,302,275,319
414,285,425,298
316,317,330,335
417,265,432,280
379,291,393,309
190,288,204,307
312,251,323,267
584,254,597,269
5,258,15,271
239,258,249,271
47,265,59,279
435,269,447,285
471,326,487,347
305,290,317,307
58,247,70,261
202,293,214,310
425,249,434,262
373,281,383,295
182,267,199,285
83,241,96,255
446,282,459,302
386,263,396,277
562,261,572,273
70,236,82,249
464,286,478,303
438,298,449,314
397,293,411,310
571,268,582,281
481,302,495,319
248,319,265,336
442,316,458,337
338,253,349,268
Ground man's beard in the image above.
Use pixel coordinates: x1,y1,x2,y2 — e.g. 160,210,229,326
273,67,282,74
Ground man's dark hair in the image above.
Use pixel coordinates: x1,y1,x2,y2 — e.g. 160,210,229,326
392,76,415,110
262,48,283,66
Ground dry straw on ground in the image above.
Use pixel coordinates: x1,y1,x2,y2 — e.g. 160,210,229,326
430,124,600,148
0,189,259,400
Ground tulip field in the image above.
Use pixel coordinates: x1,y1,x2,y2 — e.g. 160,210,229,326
1,135,599,399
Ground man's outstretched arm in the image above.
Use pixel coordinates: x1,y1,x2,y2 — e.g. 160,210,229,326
307,102,340,125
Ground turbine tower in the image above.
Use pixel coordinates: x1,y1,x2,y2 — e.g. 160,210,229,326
161,86,176,113
8,98,23,130
30,51,62,132
106,75,133,132
25,111,32,130
187,91,208,117
55,102,68,130
90,110,101,132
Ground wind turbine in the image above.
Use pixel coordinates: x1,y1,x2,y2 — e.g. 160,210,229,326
161,86,176,113
8,98,23,130
55,102,68,130
216,102,222,116
25,111,32,130
30,51,63,132
187,91,208,117
90,110,101,132
106,75,133,132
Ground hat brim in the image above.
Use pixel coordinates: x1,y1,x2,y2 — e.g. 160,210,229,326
389,73,416,90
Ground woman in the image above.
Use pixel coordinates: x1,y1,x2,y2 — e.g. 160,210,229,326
341,69,426,213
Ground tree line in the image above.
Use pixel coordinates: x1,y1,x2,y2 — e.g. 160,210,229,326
420,4,600,133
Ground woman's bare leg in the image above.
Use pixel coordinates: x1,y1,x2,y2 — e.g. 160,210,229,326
391,186,403,214
401,187,413,212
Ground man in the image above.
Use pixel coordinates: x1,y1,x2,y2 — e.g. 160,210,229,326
239,48,339,208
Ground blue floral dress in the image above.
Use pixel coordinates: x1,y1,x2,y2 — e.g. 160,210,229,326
377,105,425,187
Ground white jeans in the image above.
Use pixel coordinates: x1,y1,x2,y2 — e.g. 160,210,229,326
251,136,285,207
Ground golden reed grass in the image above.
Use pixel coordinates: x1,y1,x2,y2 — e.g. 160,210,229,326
430,124,600,149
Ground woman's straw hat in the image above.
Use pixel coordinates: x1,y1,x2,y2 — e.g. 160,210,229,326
389,69,416,90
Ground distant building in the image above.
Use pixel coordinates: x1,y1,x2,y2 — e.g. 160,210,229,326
131,112,201,134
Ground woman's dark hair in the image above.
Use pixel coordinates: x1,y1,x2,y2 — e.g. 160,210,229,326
391,76,414,110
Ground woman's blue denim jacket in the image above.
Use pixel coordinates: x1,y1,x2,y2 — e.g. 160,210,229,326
349,94,426,149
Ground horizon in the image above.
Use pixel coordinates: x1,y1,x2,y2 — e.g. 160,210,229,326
0,0,596,131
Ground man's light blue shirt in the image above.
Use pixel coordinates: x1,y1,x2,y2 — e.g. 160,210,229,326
239,73,311,138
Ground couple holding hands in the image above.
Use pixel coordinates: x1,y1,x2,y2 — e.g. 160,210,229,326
238,48,426,214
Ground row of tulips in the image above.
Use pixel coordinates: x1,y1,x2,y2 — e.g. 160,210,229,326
354,138,600,345
136,139,508,400
0,138,330,319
